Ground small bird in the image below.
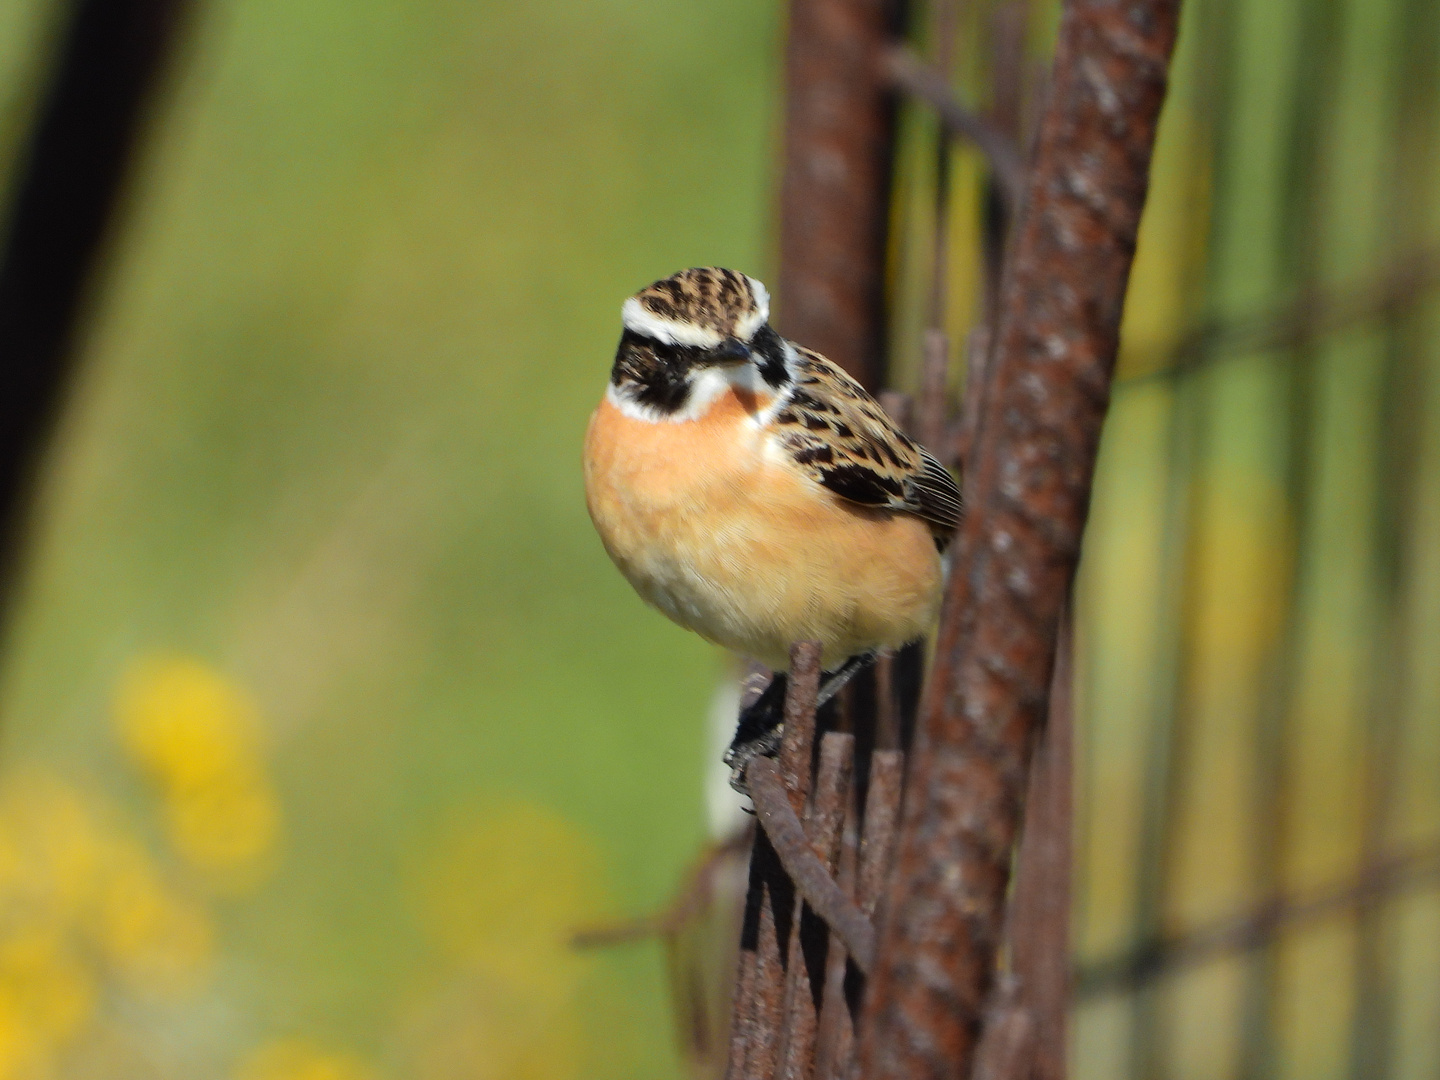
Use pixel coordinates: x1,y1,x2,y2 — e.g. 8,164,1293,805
584,268,962,776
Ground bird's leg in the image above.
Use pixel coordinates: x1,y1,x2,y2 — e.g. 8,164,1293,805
724,672,788,791
723,652,879,794
814,650,877,708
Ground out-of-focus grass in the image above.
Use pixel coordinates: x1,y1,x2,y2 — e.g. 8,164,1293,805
1073,0,1440,1072
0,0,781,1075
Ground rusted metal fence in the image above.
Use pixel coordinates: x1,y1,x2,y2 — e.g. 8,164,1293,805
624,0,1440,1072
580,0,1440,1074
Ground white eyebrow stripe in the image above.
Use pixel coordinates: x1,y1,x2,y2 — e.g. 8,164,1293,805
621,298,725,347
736,276,771,340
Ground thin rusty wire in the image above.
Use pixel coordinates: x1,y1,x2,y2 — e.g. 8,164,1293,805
813,803,860,1080
1003,606,1073,1080
1076,839,1440,998
749,758,877,975
881,44,1027,213
776,0,903,389
725,642,824,1080
776,732,855,1079
1118,250,1440,388
572,828,753,948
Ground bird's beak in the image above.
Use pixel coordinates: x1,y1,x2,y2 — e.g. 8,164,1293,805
710,337,751,364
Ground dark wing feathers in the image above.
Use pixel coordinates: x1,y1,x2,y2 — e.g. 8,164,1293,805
913,448,964,533
774,347,963,542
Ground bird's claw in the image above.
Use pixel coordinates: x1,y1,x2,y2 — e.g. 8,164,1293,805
724,724,784,795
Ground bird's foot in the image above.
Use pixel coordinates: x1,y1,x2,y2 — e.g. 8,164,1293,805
725,670,788,795
724,724,784,796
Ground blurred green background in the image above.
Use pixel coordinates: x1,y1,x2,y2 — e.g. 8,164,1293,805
1,0,1439,1076
0,0,783,1075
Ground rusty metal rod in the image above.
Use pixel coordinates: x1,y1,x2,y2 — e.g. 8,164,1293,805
777,732,856,1079
727,641,825,1079
776,0,902,389
857,0,1182,1076
813,802,860,1080
749,757,877,974
726,941,760,1076
1076,841,1440,997
1004,606,1074,1080
780,641,825,809
572,827,753,948
918,328,952,462
881,44,1028,212
970,976,1036,1080
751,845,791,1080
856,750,905,919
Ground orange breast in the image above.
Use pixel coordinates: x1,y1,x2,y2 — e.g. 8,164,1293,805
583,386,942,670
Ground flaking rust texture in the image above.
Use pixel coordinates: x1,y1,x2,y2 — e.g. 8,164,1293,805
776,0,900,390
857,1,1183,1078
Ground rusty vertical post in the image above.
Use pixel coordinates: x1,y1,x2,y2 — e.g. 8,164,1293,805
1006,606,1074,1080
915,0,960,457
812,802,859,1079
776,732,855,1079
857,1,1182,1077
775,0,902,390
725,643,823,1080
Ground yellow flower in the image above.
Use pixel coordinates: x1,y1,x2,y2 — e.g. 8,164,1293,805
0,931,93,1079
0,774,104,933
395,972,583,1080
413,800,604,996
116,656,282,886
90,838,212,997
396,800,608,1080
235,1038,374,1080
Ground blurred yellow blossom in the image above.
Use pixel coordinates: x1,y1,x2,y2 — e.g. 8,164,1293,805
235,1038,375,1080
398,800,607,1080
414,800,604,995
395,971,583,1080
0,931,93,1080
115,656,281,887
0,769,214,1076
0,774,104,935
89,838,212,996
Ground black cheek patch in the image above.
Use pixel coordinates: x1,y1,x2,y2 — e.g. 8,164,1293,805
750,325,791,389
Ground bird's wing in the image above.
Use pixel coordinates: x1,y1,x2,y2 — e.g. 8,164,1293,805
771,347,963,539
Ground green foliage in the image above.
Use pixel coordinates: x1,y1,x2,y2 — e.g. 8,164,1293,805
0,0,782,1075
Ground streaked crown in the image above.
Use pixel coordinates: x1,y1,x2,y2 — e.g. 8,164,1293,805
622,267,771,348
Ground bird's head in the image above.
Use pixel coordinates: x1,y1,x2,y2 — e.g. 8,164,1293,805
609,268,792,417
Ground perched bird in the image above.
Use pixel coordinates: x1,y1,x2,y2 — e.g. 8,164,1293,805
584,268,962,775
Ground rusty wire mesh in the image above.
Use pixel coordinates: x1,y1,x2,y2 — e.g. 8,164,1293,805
578,0,1440,1075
